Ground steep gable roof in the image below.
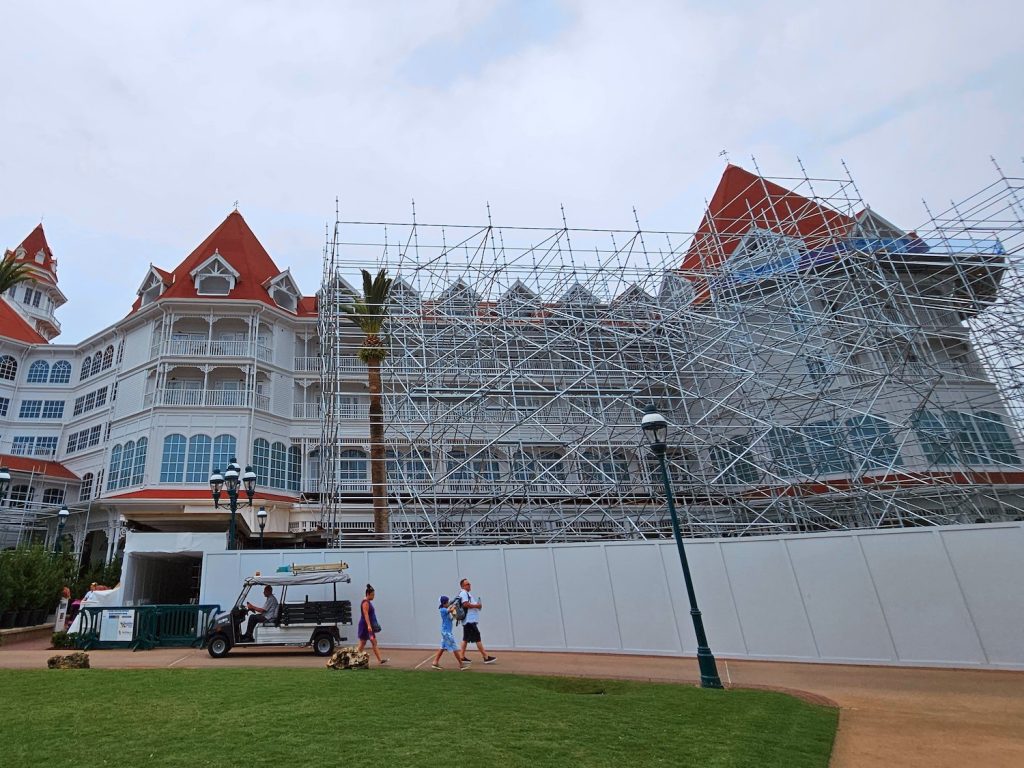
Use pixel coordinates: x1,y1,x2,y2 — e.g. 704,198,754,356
0,297,48,344
130,211,291,312
9,224,58,284
0,453,78,480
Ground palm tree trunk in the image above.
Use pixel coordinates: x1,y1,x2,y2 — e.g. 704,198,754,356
367,357,388,535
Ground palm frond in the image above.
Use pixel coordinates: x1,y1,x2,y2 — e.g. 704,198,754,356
342,268,393,355
0,257,32,295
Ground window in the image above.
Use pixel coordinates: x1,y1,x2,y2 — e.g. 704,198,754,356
287,446,301,491
974,411,1021,466
107,444,123,490
42,488,65,507
66,425,103,454
11,436,34,455
912,411,956,466
8,484,31,508
116,340,124,364
767,427,815,477
252,439,270,485
336,449,368,491
186,435,212,483
160,434,187,483
0,355,18,381
710,438,761,485
270,442,287,489
89,355,102,377
19,400,42,418
80,355,92,381
31,436,59,456
803,422,848,474
79,473,94,502
27,360,49,383
41,400,64,419
387,450,430,490
212,435,236,476
0,397,8,417
73,387,108,416
120,442,136,488
192,252,238,296
49,360,72,383
845,415,902,471
101,346,114,370
132,438,148,484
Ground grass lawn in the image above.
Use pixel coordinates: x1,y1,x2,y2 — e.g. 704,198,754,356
0,668,836,767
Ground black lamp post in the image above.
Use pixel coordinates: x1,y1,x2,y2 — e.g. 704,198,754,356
641,404,723,689
210,458,258,550
55,505,70,554
0,466,10,505
257,506,267,548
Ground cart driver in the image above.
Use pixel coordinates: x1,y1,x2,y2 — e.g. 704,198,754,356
241,585,279,641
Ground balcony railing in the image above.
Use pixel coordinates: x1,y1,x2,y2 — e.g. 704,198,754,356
294,402,366,419
294,357,365,374
157,339,273,362
145,389,271,411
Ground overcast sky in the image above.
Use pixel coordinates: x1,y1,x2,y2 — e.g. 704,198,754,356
1,0,1021,342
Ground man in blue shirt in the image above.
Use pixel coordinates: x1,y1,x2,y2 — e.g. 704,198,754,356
457,577,496,665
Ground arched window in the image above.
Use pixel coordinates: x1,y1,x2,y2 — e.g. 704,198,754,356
27,360,49,383
102,345,114,370
49,360,72,383
337,449,368,491
387,450,430,491
107,444,123,490
287,446,301,491
79,473,94,502
0,355,19,381
89,355,102,377
270,442,287,489
212,435,236,477
42,488,65,507
252,439,270,485
80,355,92,381
160,434,186,483
121,441,137,489
9,485,31,508
186,435,212,483
132,438,148,485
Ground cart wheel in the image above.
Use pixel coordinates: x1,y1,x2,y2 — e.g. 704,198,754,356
207,635,231,658
313,633,335,657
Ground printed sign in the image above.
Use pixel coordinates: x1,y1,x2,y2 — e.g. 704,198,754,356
53,597,69,632
99,609,135,643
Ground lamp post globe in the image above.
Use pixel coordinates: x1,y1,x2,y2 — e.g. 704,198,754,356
243,466,257,505
257,506,267,549
640,404,723,689
55,504,70,553
0,466,11,504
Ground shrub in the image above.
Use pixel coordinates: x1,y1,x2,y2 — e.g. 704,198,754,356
51,632,80,650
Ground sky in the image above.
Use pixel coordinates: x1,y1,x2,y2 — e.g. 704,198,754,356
1,0,1021,342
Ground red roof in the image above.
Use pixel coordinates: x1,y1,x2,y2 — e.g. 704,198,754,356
0,297,48,344
10,224,58,284
104,488,299,503
0,454,79,480
297,295,318,316
682,165,856,301
131,211,295,313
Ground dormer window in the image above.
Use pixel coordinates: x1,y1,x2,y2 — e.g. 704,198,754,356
137,266,169,307
264,270,301,312
190,250,239,296
34,251,44,264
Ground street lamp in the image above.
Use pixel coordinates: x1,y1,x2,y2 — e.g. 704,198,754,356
0,466,10,504
641,404,723,689
210,458,258,550
55,505,70,554
257,506,267,549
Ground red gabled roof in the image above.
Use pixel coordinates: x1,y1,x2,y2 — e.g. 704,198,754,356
10,224,58,284
297,295,318,316
0,454,79,480
104,489,299,502
683,165,856,296
0,296,48,344
131,210,294,313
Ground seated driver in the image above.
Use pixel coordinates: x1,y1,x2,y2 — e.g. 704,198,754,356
241,586,279,641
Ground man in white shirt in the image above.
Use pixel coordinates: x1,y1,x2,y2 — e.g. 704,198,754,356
242,585,279,641
457,577,496,666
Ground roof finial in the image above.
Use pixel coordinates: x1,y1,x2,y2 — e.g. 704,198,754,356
233,200,240,212
719,149,730,164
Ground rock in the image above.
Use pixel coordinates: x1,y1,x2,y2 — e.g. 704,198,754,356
47,652,90,669
326,646,369,670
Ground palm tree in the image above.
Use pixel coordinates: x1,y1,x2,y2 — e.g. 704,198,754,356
0,256,31,296
342,268,394,535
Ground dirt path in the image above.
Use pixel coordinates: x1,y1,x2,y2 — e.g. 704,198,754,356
3,636,1021,767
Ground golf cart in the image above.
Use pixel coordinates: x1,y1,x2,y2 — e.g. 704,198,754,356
204,562,353,658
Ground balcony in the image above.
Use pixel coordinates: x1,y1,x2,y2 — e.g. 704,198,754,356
294,356,365,375
293,402,366,419
145,388,271,411
155,338,273,362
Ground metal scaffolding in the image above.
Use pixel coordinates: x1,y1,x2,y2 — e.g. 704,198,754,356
318,161,1024,545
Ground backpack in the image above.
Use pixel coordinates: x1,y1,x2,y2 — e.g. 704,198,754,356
450,597,467,624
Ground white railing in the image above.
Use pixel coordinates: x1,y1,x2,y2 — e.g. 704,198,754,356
295,356,365,374
145,389,272,411
294,402,321,419
294,356,321,373
163,339,273,361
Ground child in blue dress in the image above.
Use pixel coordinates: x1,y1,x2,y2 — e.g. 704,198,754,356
431,595,463,670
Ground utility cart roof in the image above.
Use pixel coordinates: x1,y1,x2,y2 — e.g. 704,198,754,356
244,563,351,587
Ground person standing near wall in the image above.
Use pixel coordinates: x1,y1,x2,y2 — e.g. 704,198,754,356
457,577,496,665
356,584,388,665
431,595,462,670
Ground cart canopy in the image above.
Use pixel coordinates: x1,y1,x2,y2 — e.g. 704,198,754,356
244,571,352,587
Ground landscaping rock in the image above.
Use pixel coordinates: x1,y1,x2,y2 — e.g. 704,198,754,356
47,652,90,669
326,646,369,670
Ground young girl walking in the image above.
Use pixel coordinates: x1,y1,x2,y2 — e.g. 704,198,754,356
431,595,463,670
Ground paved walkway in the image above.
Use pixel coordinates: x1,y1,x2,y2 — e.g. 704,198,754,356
3,632,1022,767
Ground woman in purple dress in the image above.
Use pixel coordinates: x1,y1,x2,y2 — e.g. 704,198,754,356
356,583,388,665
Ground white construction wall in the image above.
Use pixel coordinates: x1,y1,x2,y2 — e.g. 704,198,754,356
194,522,1023,669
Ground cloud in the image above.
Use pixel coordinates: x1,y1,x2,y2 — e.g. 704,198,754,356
0,0,1020,340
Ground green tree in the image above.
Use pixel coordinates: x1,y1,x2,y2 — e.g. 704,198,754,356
342,268,394,535
0,256,31,295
